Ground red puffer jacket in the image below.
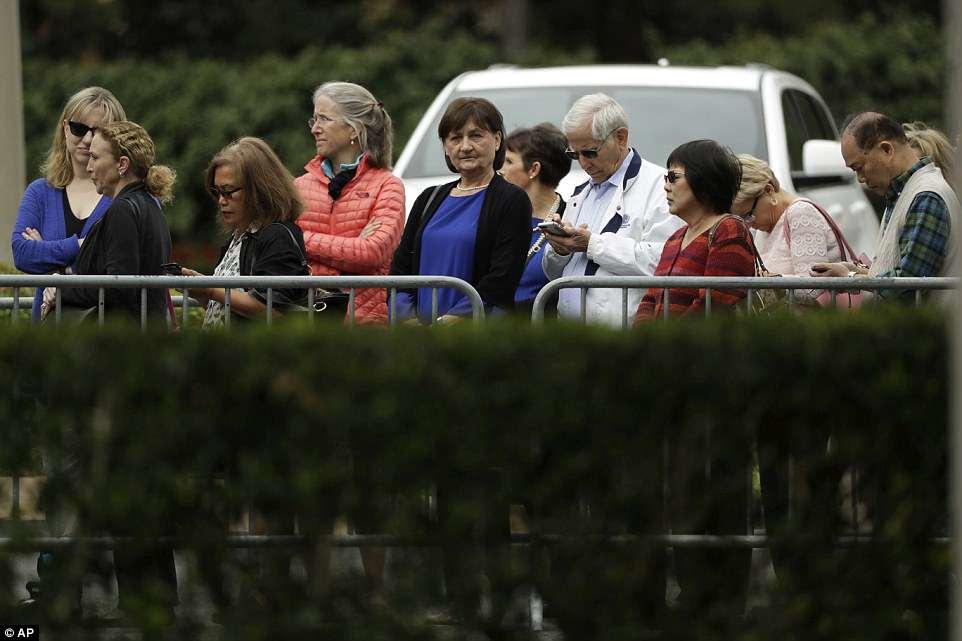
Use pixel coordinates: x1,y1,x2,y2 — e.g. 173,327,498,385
295,155,405,323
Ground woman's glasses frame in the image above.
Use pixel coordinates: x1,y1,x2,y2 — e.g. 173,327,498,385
209,186,244,201
663,170,686,184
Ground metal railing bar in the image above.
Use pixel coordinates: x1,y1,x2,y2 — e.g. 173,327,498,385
389,288,396,326
662,287,669,321
11,287,19,324
580,288,587,323
182,288,190,328
431,288,438,324
622,288,629,329
224,288,231,329
307,288,315,323
0,533,948,552
140,288,147,330
55,288,61,325
98,288,105,327
266,288,273,326
348,288,356,326
706,288,712,317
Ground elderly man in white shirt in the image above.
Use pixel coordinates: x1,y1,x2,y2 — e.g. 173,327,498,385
542,93,682,325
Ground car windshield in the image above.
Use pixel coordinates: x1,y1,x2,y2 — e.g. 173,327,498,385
402,86,767,178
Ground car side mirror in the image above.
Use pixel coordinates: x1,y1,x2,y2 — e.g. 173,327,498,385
803,139,853,178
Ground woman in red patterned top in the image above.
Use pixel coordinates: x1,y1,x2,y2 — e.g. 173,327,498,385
634,139,755,322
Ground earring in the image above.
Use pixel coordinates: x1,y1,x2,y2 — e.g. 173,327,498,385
350,138,356,145
529,175,535,180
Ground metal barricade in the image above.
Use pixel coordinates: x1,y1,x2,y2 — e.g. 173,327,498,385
0,275,485,328
530,275,959,326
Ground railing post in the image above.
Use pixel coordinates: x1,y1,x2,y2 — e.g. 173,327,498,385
11,286,18,324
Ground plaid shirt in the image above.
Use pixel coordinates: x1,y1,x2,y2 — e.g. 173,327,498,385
877,157,951,279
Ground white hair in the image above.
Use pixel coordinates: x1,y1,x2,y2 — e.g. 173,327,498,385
562,93,629,140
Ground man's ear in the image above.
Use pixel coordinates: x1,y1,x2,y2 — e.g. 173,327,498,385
614,127,629,147
878,140,896,158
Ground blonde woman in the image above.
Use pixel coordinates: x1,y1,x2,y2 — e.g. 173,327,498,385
52,121,175,321
12,87,126,321
732,154,845,303
904,121,955,179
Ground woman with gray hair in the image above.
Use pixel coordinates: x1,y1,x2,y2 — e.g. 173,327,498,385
295,81,405,324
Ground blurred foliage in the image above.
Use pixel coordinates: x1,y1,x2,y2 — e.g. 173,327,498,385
0,310,949,639
660,12,945,128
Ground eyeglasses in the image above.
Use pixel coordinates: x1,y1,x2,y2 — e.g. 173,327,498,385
67,120,98,138
663,170,686,184
209,186,243,201
564,129,616,160
741,195,761,224
307,114,336,129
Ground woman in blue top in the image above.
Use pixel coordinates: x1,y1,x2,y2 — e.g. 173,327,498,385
390,97,531,324
498,123,570,316
11,87,126,321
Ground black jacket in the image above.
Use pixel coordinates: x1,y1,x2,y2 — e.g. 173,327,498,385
61,181,171,320
222,220,309,311
389,174,532,311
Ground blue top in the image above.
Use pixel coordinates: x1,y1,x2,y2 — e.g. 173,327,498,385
396,191,484,323
11,178,111,321
515,218,549,304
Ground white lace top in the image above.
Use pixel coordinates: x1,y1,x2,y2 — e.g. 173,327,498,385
761,200,843,303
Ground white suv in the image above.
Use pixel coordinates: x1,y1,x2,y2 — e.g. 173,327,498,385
394,64,879,256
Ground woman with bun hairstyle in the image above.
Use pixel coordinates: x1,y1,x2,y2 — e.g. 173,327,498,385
49,120,174,322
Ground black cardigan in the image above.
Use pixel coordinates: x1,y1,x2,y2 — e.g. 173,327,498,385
61,181,171,320
389,174,532,312
219,220,309,312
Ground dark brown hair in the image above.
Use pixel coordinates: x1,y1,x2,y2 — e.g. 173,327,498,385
842,112,908,151
437,97,506,172
205,137,303,230
506,123,571,188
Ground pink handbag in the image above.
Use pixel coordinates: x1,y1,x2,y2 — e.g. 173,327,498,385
797,199,869,310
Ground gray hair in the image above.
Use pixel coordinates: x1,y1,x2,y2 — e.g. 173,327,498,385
312,81,394,169
562,93,629,140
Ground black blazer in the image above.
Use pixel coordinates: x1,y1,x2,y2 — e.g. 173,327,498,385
61,181,171,320
220,220,309,311
390,174,532,312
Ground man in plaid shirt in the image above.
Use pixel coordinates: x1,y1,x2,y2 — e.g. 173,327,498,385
812,112,958,298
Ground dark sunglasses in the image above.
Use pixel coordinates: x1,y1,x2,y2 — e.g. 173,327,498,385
67,120,98,138
663,170,686,184
564,129,616,160
209,186,244,201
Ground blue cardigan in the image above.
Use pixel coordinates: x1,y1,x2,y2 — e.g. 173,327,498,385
11,178,111,321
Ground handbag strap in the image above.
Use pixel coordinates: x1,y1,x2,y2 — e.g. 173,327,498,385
708,214,768,275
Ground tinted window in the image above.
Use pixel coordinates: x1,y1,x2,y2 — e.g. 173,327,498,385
403,86,767,178
781,91,806,172
795,91,836,140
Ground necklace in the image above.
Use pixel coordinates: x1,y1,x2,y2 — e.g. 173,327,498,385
526,195,562,260
453,181,490,192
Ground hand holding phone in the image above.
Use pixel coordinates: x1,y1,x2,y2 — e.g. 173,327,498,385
536,220,572,237
161,262,183,275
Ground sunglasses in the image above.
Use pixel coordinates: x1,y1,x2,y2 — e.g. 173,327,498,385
67,120,98,138
209,186,244,201
663,170,686,184
564,129,616,160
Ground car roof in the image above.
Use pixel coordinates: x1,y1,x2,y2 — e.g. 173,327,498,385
453,65,767,92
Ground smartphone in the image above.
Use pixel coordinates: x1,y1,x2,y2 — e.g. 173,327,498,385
161,262,183,275
536,220,572,237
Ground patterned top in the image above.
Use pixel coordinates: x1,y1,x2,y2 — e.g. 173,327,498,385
878,157,951,279
634,216,755,321
761,199,843,303
203,230,246,328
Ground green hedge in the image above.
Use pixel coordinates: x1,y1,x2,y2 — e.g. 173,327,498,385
0,311,948,639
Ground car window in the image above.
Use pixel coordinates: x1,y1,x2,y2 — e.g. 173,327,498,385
781,91,806,172
782,89,838,173
403,86,767,178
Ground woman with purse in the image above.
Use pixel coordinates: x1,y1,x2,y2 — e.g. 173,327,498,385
731,154,850,306
633,139,754,633
295,81,405,323
180,137,308,326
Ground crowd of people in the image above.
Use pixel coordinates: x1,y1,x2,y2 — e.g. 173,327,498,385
10,82,959,624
